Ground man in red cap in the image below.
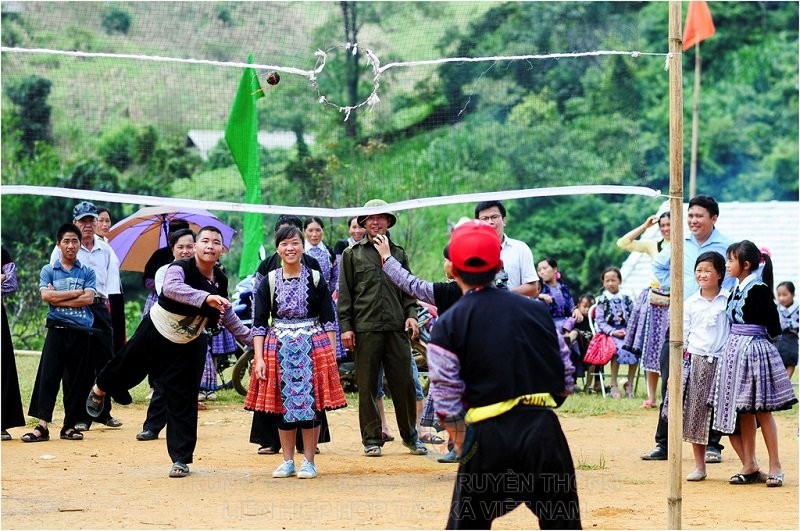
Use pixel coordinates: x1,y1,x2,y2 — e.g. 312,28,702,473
427,221,580,530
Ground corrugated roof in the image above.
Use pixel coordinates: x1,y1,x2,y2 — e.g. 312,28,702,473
619,201,800,298
186,130,315,159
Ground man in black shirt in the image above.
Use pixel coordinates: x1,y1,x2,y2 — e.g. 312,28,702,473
428,221,580,530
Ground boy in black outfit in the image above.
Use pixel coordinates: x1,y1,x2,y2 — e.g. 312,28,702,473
427,221,581,530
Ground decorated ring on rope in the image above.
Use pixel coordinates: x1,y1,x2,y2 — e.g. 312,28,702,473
309,42,382,121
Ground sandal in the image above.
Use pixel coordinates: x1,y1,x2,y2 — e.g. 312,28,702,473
381,432,395,442
60,428,84,441
623,381,634,399
766,472,784,488
729,471,761,484
419,433,445,444
258,446,279,455
641,399,656,408
364,445,382,457
610,385,621,399
85,388,106,418
21,425,50,443
169,462,190,478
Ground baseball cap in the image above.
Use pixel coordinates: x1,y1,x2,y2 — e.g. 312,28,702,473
72,201,99,220
448,221,502,274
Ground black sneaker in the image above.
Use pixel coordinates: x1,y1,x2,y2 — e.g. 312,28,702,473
640,447,667,461
136,429,158,441
101,417,123,428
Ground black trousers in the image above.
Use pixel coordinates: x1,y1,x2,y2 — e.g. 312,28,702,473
1,302,25,430
97,316,206,464
355,330,417,447
28,325,95,430
108,293,127,353
86,302,115,426
655,339,724,452
447,408,581,530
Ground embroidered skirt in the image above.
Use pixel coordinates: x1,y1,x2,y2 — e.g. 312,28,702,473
682,352,717,445
244,318,346,422
624,289,669,373
199,347,218,390
210,328,238,356
711,324,798,434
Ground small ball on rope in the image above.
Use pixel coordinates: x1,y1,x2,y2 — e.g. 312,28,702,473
266,72,280,85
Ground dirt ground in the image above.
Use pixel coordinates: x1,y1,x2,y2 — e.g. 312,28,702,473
1,403,797,530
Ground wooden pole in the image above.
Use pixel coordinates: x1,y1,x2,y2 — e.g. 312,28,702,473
668,1,684,529
689,44,701,198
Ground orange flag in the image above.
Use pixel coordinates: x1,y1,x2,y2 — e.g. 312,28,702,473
683,1,716,50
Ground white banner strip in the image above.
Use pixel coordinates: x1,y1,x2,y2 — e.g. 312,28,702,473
1,185,662,218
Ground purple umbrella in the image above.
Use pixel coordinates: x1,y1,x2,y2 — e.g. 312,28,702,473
107,206,236,272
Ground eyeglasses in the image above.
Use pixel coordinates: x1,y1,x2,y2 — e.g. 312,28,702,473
478,214,502,222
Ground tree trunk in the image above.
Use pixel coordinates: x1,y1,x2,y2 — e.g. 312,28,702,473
341,1,359,138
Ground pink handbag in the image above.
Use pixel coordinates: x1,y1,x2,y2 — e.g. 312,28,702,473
584,333,616,365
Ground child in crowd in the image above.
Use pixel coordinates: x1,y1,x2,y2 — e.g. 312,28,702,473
776,281,798,379
537,258,577,330
594,267,635,399
712,241,797,487
563,293,595,389
681,252,730,482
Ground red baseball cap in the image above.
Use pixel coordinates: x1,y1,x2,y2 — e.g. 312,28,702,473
448,221,502,274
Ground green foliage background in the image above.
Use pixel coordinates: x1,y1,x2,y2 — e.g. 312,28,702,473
1,1,797,348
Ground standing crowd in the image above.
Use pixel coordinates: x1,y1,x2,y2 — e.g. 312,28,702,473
1,193,796,528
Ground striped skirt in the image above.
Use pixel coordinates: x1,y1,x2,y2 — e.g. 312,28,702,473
244,318,347,421
682,352,717,445
624,289,669,373
711,324,798,434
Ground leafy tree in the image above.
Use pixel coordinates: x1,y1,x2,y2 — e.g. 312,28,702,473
3,75,52,157
135,125,159,164
61,158,120,193
101,6,131,35
97,124,137,172
204,138,235,170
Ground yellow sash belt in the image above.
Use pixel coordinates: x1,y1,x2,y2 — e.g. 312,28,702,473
465,393,557,424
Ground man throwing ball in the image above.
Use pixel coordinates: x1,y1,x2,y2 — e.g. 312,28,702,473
427,221,581,530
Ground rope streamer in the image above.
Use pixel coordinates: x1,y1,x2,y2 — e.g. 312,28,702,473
1,45,670,119
1,185,661,218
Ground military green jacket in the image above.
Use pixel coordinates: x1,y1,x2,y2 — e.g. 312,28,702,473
337,236,417,333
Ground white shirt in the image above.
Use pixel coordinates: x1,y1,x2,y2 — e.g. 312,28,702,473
154,263,170,295
499,235,538,289
51,235,120,298
684,289,730,358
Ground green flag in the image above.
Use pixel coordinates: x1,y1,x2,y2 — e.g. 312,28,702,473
225,54,265,277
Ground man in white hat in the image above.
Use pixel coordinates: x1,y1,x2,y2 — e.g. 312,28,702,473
338,199,428,457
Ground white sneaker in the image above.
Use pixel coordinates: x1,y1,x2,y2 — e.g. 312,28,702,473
197,392,206,402
272,460,296,478
205,391,217,401
297,458,317,479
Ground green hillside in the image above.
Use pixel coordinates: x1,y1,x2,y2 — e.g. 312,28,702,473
1,1,798,348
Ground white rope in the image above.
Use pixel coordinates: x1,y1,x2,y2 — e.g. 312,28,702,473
1,45,670,119
1,185,661,218
378,49,668,72
0,46,322,78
